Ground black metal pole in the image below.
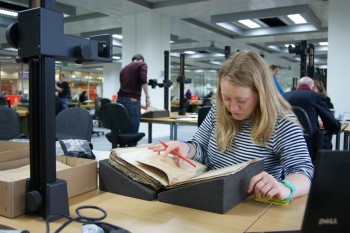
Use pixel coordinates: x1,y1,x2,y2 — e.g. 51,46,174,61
307,44,315,78
178,53,185,115
164,51,169,111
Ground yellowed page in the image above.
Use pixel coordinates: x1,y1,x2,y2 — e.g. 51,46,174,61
110,144,206,188
136,154,207,186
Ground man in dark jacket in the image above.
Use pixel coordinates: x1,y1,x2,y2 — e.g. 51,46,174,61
283,76,340,159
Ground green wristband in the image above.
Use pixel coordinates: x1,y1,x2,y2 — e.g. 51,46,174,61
280,179,296,201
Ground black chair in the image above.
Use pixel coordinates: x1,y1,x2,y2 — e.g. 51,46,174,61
0,107,24,140
101,103,145,148
198,106,211,127
56,107,93,142
0,99,10,108
91,98,105,136
292,106,325,161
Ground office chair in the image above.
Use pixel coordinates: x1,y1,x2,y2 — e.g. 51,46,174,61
0,107,24,140
91,98,105,136
292,106,325,161
101,103,145,148
198,106,211,127
56,107,93,142
0,99,11,108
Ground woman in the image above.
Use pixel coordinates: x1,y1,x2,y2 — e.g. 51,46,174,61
79,90,88,104
149,50,313,201
314,80,334,109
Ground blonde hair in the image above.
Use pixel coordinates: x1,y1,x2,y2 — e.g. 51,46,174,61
216,50,292,151
314,80,328,96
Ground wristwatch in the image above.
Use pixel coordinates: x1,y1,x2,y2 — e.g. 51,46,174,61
280,179,296,200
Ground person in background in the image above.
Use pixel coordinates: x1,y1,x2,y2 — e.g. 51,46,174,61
185,89,192,100
283,77,340,156
19,91,27,103
79,90,88,104
117,54,150,134
313,80,334,109
270,65,284,94
0,91,6,100
150,50,313,202
55,73,70,111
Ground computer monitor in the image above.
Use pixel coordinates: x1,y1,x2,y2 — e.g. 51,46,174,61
301,150,350,232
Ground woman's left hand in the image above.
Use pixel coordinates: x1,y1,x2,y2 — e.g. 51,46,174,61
247,171,291,200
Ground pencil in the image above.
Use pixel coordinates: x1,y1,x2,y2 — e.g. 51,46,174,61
159,141,196,167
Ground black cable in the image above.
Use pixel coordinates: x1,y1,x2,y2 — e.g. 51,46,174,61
45,205,130,233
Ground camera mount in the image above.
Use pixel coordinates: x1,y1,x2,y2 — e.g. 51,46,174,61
288,40,315,78
6,0,112,221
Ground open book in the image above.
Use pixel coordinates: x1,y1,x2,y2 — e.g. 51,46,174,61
109,144,260,190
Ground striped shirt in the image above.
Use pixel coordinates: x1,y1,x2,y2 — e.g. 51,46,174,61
190,105,314,181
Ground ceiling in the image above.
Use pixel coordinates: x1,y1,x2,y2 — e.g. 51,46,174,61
0,0,329,73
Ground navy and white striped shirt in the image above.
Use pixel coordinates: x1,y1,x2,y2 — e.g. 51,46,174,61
190,105,314,181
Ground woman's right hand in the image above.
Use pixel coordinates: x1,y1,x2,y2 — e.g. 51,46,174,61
148,141,191,167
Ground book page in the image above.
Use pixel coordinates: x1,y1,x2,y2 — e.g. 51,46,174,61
136,154,207,186
110,145,206,188
168,159,260,188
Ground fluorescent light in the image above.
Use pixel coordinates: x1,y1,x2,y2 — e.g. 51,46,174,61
170,40,174,44
238,19,260,29
0,9,18,17
284,44,295,48
319,42,328,46
288,14,307,24
112,34,123,40
184,51,195,55
112,56,120,60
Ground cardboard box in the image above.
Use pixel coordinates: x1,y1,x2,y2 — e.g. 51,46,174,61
0,141,97,218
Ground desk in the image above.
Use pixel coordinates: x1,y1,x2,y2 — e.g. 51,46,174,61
246,195,307,232
68,102,95,109
342,123,350,150
141,115,197,143
0,190,272,233
16,109,29,136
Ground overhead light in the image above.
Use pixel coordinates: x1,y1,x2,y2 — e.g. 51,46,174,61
3,47,17,51
284,44,295,48
238,19,260,29
112,56,120,60
184,51,195,55
170,40,174,44
0,9,18,17
319,42,328,46
112,34,123,40
287,14,307,24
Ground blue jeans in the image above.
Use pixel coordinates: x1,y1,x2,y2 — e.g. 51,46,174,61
58,98,68,110
117,97,141,133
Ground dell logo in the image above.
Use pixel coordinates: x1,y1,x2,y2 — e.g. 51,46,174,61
318,218,338,225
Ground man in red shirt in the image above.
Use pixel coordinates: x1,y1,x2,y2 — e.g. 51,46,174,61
117,54,150,134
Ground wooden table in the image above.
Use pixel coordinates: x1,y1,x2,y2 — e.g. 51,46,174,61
141,115,197,143
342,123,350,150
17,109,29,136
246,195,307,232
0,190,274,233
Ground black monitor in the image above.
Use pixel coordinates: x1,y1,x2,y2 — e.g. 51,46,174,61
301,150,350,232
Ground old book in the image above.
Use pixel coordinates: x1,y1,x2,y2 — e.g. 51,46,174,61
109,144,260,190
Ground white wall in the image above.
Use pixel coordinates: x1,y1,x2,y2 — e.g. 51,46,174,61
103,63,121,99
328,0,350,118
122,12,172,138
